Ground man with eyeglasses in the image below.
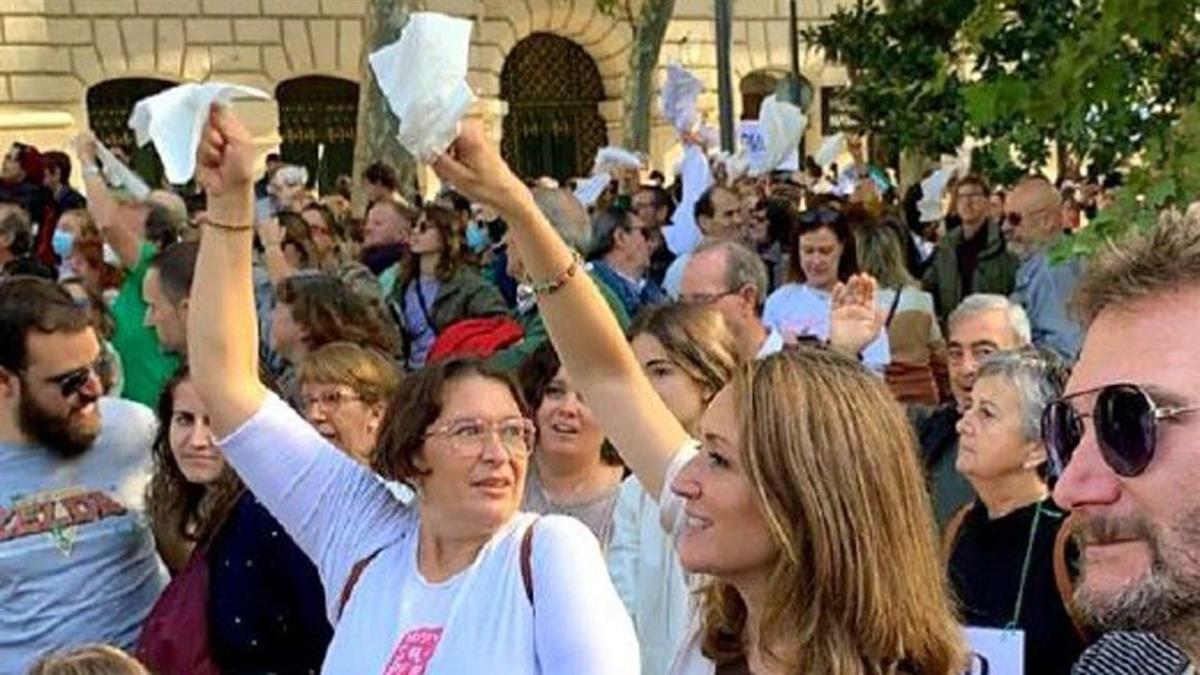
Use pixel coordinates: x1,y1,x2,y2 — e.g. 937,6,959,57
923,174,1019,321
1004,176,1086,361
587,206,667,319
632,185,675,286
0,276,163,673
678,239,783,360
1047,204,1200,673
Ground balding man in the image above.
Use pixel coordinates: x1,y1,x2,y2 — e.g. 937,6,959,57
1003,176,1086,360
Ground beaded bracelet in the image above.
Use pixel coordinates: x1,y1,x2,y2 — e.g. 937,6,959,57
204,220,254,232
529,250,582,296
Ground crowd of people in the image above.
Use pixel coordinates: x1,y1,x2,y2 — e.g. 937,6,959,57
0,99,1197,675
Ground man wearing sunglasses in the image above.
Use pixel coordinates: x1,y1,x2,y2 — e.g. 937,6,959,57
0,276,162,673
1048,204,1200,670
588,206,666,319
1004,177,1086,361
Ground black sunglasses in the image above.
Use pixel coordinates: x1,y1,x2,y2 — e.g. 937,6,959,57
798,208,844,227
1042,383,1200,478
46,355,108,399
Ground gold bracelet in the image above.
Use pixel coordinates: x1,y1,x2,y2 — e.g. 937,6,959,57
529,250,582,296
204,220,254,232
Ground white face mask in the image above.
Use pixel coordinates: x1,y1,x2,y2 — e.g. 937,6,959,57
102,243,120,265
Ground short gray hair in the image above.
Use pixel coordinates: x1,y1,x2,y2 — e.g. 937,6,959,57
976,347,1069,442
694,239,769,305
589,206,632,259
948,293,1032,346
532,187,591,253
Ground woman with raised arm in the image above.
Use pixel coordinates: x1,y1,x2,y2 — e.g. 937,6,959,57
435,121,967,675
187,104,637,674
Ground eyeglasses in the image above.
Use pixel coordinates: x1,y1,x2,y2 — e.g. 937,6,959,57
1042,383,1200,479
1004,207,1053,229
957,191,987,200
424,417,536,460
45,355,108,399
302,389,362,411
679,289,740,306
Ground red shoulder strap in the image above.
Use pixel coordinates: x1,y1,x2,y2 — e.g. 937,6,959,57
338,548,383,621
521,518,538,608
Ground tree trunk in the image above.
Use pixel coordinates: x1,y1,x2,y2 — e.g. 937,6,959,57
621,0,677,152
351,0,417,212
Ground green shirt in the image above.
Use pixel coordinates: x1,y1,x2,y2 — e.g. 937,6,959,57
110,243,180,407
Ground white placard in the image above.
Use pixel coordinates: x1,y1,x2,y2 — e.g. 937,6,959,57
963,627,1024,675
738,120,799,173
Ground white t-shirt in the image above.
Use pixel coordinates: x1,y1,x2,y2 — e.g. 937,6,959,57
762,282,891,371
219,393,638,675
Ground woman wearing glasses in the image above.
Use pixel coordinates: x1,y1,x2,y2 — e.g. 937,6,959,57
762,207,891,371
187,105,637,674
433,121,965,673
946,348,1086,675
390,203,507,370
296,341,399,467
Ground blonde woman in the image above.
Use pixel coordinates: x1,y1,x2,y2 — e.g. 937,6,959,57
857,223,946,404
609,303,742,675
435,121,965,674
296,341,400,466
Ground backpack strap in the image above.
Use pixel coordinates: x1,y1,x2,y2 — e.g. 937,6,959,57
337,548,383,621
521,517,539,608
1053,512,1092,642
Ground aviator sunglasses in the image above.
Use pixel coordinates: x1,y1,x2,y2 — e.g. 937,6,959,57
1041,383,1200,478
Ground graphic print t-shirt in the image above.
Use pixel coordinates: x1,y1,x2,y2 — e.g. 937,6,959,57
378,532,464,675
0,397,165,673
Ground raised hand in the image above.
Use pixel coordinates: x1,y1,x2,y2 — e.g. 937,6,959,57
432,120,529,217
73,132,98,167
196,104,256,201
828,273,885,357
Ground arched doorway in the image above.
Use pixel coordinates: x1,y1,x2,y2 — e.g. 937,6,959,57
501,33,606,182
86,78,172,187
276,76,359,195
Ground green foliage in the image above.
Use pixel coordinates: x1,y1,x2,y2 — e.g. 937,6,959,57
806,0,1200,257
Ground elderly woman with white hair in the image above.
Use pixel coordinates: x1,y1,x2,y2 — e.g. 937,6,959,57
945,347,1086,675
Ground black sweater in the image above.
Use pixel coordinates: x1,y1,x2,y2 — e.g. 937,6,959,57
948,499,1087,675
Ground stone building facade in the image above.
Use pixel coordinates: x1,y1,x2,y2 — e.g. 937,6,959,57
0,0,852,188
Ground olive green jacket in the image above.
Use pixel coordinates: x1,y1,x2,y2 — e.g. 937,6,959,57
922,220,1019,320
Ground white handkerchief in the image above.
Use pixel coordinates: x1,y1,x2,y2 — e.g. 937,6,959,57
815,133,846,171
660,61,703,136
664,143,712,256
128,82,269,185
754,95,807,175
593,146,642,175
93,139,151,200
574,172,611,208
918,168,951,222
712,150,749,184
368,12,476,162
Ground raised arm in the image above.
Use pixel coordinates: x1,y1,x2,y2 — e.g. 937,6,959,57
256,216,297,287
75,134,142,269
189,104,268,436
434,122,688,499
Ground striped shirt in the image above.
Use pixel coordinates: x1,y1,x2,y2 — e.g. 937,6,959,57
1072,632,1191,674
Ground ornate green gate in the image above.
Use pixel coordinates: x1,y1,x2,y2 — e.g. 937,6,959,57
500,33,607,183
276,76,359,195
